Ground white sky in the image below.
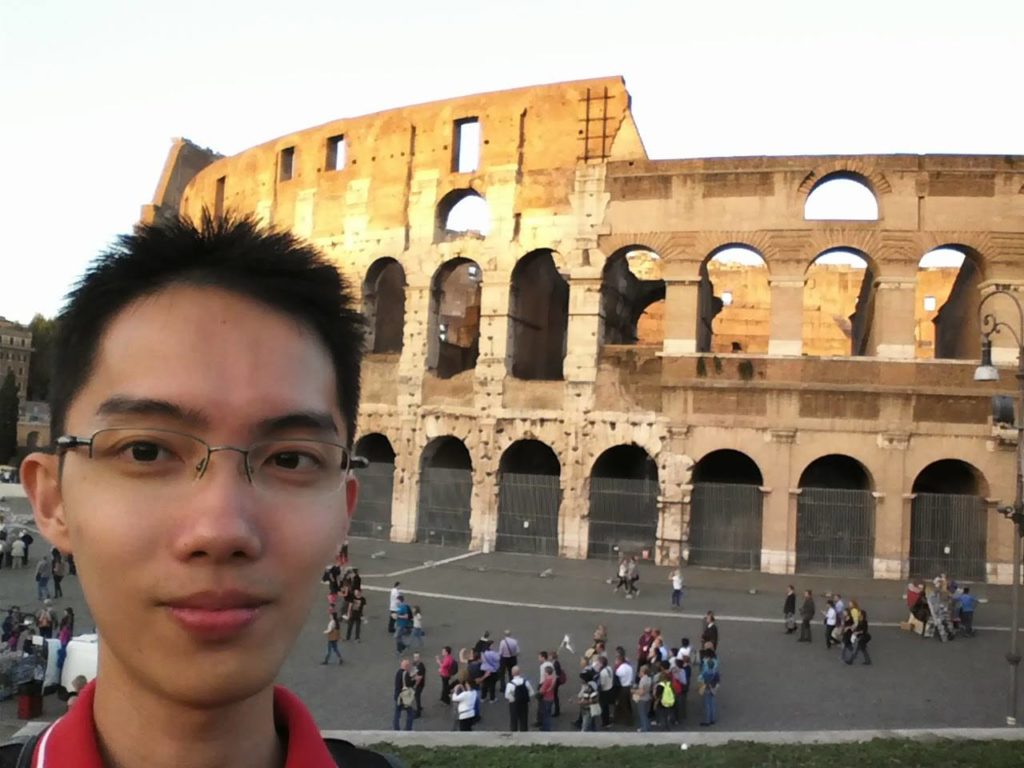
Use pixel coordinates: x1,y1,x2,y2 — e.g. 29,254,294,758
1,0,1020,324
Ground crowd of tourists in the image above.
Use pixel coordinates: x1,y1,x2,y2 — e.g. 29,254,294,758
904,573,978,639
783,585,873,664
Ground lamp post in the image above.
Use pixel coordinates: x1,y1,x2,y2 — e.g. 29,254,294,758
974,287,1024,726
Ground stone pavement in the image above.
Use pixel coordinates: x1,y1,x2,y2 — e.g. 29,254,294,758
0,533,1020,737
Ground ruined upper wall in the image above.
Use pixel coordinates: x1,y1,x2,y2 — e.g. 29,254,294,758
167,77,643,244
605,154,1024,236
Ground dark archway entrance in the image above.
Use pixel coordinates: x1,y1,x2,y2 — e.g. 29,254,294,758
588,445,659,559
689,450,764,570
910,460,988,581
351,434,395,539
600,248,666,346
509,250,569,380
496,440,561,555
363,259,406,354
427,259,482,380
417,437,473,546
796,455,875,576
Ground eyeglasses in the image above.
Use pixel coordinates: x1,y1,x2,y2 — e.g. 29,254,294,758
56,428,369,497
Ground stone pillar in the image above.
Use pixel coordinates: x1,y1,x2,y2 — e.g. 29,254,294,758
470,420,499,552
762,429,795,573
869,278,917,359
767,277,805,356
390,419,421,544
657,431,692,563
873,432,910,579
564,268,602,414
662,260,702,355
560,423,589,558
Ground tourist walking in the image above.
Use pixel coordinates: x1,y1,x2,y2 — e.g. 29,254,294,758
35,555,52,601
670,567,684,608
847,610,873,665
322,609,343,664
498,630,520,689
823,599,838,649
388,582,402,635
10,537,25,569
412,652,427,716
701,612,719,651
612,557,629,593
783,585,797,633
504,665,533,732
452,681,479,731
51,550,66,598
394,595,413,653
411,605,425,649
35,600,55,640
392,659,416,731
346,588,366,641
437,646,457,705
626,556,640,598
632,664,652,732
538,665,556,731
577,669,600,732
958,587,977,636
798,590,815,642
698,649,720,726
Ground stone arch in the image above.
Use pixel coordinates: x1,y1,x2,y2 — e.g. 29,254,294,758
351,433,396,539
600,246,666,346
416,436,473,546
804,171,881,221
915,244,985,360
697,244,771,354
803,247,875,356
436,188,490,241
910,459,989,581
495,439,562,555
509,249,569,380
362,258,406,354
798,162,892,196
796,454,875,576
25,431,40,451
426,258,482,379
688,449,765,570
587,443,659,559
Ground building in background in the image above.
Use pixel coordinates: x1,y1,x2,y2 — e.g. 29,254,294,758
140,78,1024,583
0,318,31,400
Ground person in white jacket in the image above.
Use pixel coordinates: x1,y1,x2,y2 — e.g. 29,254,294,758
452,682,479,731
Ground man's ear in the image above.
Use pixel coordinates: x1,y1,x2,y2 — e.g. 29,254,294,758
20,452,72,553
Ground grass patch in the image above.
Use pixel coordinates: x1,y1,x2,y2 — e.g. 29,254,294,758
371,740,1023,768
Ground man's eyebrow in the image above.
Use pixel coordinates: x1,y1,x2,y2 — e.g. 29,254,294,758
95,397,210,428
254,411,339,437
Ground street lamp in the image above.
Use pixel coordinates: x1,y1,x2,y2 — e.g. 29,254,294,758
974,287,1024,727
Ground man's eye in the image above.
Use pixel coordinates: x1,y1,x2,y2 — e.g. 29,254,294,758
270,452,321,471
124,442,168,462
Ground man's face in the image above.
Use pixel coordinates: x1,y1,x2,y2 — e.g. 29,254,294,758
23,285,356,708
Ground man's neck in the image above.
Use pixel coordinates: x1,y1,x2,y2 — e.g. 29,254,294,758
93,673,284,768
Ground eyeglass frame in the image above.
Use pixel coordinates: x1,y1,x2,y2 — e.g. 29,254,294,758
54,428,370,489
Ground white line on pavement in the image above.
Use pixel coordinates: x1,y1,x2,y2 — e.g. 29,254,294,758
364,550,484,578
358,585,1022,633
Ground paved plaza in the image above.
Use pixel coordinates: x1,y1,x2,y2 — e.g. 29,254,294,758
0,521,1020,735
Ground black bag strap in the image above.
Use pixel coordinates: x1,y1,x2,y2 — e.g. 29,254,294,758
0,726,49,768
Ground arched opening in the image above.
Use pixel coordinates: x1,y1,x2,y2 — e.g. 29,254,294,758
588,444,659,559
915,246,983,360
25,432,40,451
351,433,396,539
417,437,473,546
803,248,874,356
509,250,569,380
688,450,764,570
362,258,406,354
600,247,666,346
496,440,561,555
910,460,989,581
436,188,490,241
796,454,875,576
697,246,771,354
804,174,879,220
426,258,482,379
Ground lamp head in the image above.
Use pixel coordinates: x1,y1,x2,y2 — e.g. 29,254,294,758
974,338,1000,382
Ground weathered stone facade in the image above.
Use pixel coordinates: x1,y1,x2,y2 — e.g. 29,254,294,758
0,318,31,399
143,77,1024,583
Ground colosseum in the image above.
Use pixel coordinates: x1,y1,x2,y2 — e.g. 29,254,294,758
141,77,1024,583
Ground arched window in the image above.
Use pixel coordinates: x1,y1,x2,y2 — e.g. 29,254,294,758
588,445,659,559
509,250,569,380
804,174,878,220
600,248,666,346
796,454,875,576
910,460,988,581
803,248,872,356
915,246,982,360
351,433,396,539
688,449,764,570
496,440,561,555
698,246,770,354
436,189,490,240
363,258,406,354
417,437,473,547
427,259,482,379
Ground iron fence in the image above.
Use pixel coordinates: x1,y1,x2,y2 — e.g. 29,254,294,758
909,492,987,581
416,467,473,546
688,483,763,570
495,473,561,556
587,476,659,559
795,487,875,577
350,463,394,540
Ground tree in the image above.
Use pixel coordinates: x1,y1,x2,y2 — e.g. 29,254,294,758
0,371,18,465
27,314,56,402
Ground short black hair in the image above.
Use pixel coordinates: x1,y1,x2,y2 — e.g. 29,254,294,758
49,213,366,444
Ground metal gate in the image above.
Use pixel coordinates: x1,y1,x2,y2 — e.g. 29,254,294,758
909,493,987,581
688,483,763,570
350,462,394,539
496,473,561,555
587,477,659,559
796,488,875,577
416,467,473,546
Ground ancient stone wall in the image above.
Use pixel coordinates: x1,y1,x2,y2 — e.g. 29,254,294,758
146,78,1024,583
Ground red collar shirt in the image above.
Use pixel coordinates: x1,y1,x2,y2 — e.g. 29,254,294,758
32,682,337,767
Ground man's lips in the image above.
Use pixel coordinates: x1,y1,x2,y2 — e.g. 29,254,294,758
161,591,270,639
